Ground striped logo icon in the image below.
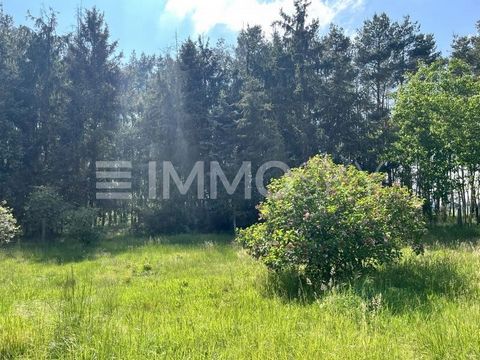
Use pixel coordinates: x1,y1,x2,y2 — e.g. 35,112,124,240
96,161,132,200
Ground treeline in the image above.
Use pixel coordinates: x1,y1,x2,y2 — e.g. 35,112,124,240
0,1,479,235
392,59,480,225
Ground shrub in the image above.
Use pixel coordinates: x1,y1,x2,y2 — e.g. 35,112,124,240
237,156,425,285
24,186,68,238
0,202,20,244
64,207,100,244
136,202,189,235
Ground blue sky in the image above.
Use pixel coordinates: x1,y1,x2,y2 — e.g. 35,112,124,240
2,0,479,57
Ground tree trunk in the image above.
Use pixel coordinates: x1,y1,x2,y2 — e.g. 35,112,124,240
457,204,463,226
41,218,46,244
470,171,477,225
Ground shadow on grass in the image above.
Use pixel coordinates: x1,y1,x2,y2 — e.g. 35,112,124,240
261,255,472,315
2,232,233,264
260,271,318,303
352,257,472,314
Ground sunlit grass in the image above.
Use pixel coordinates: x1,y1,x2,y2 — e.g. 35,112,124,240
0,230,479,359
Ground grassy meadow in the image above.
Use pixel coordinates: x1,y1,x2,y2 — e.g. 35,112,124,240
1,229,480,359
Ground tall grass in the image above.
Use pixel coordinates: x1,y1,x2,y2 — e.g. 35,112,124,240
0,230,479,359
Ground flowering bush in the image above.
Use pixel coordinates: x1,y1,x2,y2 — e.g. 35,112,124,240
0,202,20,244
237,156,425,285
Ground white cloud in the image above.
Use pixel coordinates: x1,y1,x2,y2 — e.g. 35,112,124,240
162,0,363,36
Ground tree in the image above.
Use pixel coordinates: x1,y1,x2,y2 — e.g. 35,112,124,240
236,25,269,80
354,13,439,172
0,8,68,212
317,25,362,162
390,60,480,223
355,13,397,170
0,7,24,210
232,76,286,225
24,186,68,241
17,10,68,195
63,7,121,206
392,16,439,85
452,21,480,74
271,0,321,164
179,38,225,164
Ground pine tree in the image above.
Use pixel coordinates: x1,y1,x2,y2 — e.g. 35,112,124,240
270,0,322,165
354,13,439,172
63,7,121,205
452,21,480,74
0,7,24,209
317,25,362,163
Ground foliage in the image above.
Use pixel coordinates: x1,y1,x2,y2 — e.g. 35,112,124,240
391,60,480,222
64,207,100,244
452,20,480,74
136,202,189,235
237,156,425,284
354,13,438,171
0,202,20,244
23,186,68,237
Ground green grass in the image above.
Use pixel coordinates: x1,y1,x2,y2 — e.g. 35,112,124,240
1,229,480,359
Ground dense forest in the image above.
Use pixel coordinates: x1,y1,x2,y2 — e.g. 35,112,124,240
1,0,480,236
